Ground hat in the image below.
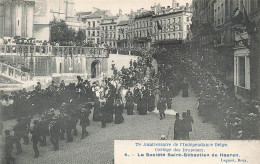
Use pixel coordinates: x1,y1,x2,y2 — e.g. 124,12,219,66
176,113,180,118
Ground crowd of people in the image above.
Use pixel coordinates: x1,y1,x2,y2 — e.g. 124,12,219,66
1,52,194,163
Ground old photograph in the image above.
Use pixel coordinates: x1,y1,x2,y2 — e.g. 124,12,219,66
0,0,259,163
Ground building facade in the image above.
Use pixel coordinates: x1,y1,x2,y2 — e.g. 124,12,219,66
116,20,129,48
85,10,112,44
100,16,118,47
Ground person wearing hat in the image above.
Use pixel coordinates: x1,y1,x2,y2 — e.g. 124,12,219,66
114,98,124,124
30,120,42,158
50,116,60,151
79,106,91,139
157,97,166,120
186,110,194,139
35,82,41,92
174,113,182,140
4,130,15,164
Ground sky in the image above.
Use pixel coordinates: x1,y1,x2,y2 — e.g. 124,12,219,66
74,0,192,15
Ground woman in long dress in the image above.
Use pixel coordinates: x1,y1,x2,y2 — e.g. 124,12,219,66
93,97,101,121
114,99,124,124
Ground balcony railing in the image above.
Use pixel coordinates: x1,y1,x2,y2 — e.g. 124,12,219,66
0,62,32,83
0,45,109,57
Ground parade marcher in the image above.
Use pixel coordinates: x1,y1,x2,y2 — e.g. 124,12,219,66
59,80,66,90
93,97,102,122
154,87,160,108
39,115,49,146
114,98,124,124
100,101,107,128
125,91,134,115
30,120,42,158
79,104,91,139
35,82,41,92
182,80,189,97
65,114,73,142
165,87,173,109
147,90,155,112
105,98,114,123
13,118,23,155
181,112,189,139
50,116,60,151
186,110,194,139
137,97,147,115
157,98,166,120
174,113,182,140
4,130,15,164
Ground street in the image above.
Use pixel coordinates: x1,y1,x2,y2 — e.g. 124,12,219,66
0,89,220,164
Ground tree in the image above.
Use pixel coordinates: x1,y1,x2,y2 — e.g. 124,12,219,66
50,19,76,44
76,29,86,44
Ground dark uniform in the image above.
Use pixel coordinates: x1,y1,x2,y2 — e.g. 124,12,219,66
30,120,42,158
50,116,60,151
174,113,182,140
4,130,15,164
157,99,166,120
13,119,23,154
114,99,124,124
79,106,91,139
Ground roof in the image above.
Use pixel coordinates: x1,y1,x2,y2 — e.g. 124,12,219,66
76,12,92,16
87,10,108,19
117,20,128,26
135,11,153,19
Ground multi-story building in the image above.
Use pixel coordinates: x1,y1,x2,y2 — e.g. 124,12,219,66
127,10,136,48
152,2,192,47
232,0,260,99
85,10,112,44
116,20,129,48
100,16,118,47
133,10,153,48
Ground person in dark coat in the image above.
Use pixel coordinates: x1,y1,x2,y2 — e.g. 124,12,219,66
137,97,147,115
114,99,124,124
181,112,189,139
93,97,102,122
13,118,23,155
174,113,182,140
79,105,91,139
65,114,73,142
50,116,60,151
125,93,134,115
186,110,194,139
165,87,173,109
105,98,114,123
35,82,41,92
182,81,189,97
4,130,15,164
100,102,107,128
157,98,166,120
30,120,42,158
147,90,155,112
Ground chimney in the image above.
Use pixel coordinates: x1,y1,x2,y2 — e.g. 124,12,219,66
172,0,176,9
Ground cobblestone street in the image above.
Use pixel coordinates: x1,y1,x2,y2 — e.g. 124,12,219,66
0,89,220,164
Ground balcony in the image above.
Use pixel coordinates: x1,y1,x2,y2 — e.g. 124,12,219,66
235,32,249,41
0,45,109,58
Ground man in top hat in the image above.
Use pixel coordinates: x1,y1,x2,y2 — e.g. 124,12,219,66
174,113,182,140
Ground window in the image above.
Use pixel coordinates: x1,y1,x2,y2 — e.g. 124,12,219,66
173,18,175,23
92,31,95,36
178,17,181,22
114,33,116,38
168,34,170,39
114,26,116,29
97,38,100,44
102,27,104,30
164,34,166,39
222,18,224,24
168,19,170,24
187,25,189,30
97,31,100,36
173,33,175,38
97,21,100,23
238,56,245,87
88,22,91,27
93,21,95,27
88,31,90,36
186,17,189,21
105,26,107,31
110,26,112,30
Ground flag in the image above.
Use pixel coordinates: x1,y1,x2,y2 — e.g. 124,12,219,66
157,20,162,31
